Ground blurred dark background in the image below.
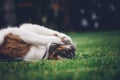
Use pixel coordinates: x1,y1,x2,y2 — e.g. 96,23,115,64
0,0,120,31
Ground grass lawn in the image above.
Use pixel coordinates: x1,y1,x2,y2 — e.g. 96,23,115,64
0,30,120,80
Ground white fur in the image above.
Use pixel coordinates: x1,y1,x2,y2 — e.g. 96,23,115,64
23,46,46,61
20,23,72,43
0,23,72,61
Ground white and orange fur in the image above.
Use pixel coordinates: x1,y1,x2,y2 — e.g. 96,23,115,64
0,23,72,61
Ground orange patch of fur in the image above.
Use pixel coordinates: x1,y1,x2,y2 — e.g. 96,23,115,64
0,33,31,58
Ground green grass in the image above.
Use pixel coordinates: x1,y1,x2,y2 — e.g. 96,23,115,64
0,30,120,80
